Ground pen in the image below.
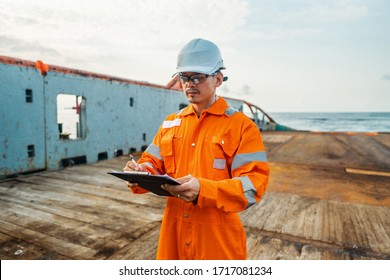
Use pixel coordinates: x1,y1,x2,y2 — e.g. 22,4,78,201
129,154,140,170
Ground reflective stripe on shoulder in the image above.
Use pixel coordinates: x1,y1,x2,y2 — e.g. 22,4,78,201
233,176,256,209
224,106,238,117
176,108,186,116
232,151,267,171
145,144,162,160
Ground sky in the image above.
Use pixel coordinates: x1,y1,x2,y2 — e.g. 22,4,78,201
1,0,389,112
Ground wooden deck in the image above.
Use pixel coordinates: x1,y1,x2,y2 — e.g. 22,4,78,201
1,131,390,260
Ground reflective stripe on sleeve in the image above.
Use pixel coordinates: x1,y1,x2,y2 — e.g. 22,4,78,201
143,162,154,169
233,176,256,208
231,151,267,171
145,144,163,160
142,161,161,175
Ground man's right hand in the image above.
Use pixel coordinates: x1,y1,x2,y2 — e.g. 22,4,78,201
123,160,147,189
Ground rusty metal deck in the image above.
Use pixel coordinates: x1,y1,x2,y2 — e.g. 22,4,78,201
1,131,389,259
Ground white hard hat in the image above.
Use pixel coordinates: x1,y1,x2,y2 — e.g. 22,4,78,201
175,38,226,75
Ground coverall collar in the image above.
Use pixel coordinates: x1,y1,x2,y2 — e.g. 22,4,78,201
181,96,228,117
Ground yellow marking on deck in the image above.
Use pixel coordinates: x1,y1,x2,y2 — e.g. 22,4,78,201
345,168,390,177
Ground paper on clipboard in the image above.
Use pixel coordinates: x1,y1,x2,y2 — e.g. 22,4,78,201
108,170,180,196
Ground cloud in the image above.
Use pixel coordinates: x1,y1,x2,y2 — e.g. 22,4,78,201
220,85,230,94
382,74,390,81
239,0,369,41
0,0,252,75
1,0,249,47
250,27,323,40
0,35,59,56
279,1,368,22
253,0,368,23
241,84,252,95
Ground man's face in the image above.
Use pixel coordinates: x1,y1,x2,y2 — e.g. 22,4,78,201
179,72,222,106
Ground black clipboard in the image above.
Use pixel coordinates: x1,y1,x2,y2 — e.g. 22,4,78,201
108,170,179,196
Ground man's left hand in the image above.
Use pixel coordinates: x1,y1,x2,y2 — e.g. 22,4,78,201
162,174,199,202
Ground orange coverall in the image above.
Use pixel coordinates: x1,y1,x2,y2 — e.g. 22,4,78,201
132,97,270,259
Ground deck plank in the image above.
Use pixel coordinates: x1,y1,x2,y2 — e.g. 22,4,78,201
107,222,161,260
0,219,99,259
0,232,68,260
241,192,390,258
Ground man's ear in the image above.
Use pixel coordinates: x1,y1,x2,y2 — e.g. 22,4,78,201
215,72,224,87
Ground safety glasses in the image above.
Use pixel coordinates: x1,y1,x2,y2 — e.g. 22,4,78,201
179,73,217,84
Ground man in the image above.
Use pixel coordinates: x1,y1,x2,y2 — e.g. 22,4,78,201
124,38,270,259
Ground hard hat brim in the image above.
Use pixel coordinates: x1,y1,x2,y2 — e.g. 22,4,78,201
174,65,226,76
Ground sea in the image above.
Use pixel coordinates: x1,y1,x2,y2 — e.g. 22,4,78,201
269,112,390,132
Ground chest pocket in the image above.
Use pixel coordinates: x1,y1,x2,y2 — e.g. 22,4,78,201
210,135,236,158
206,135,237,178
160,131,178,175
